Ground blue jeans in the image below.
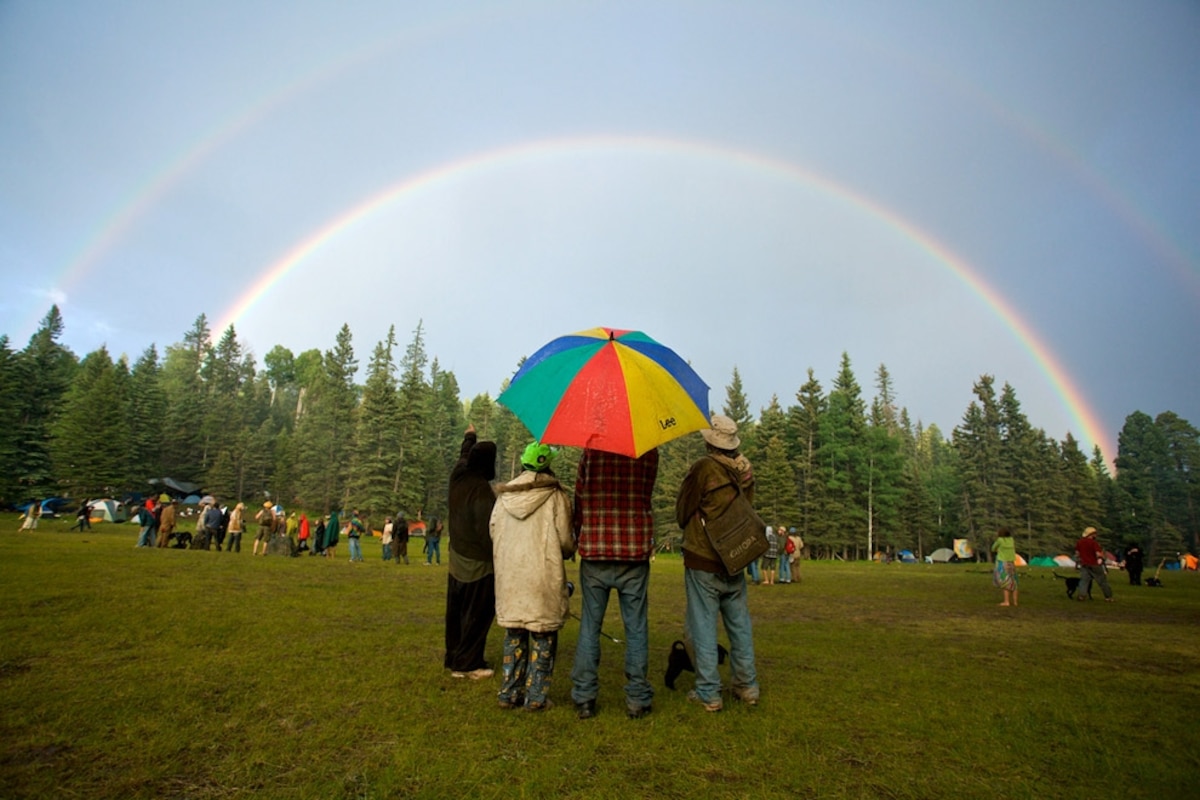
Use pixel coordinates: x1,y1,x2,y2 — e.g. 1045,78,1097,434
779,554,792,583
571,560,653,709
684,567,759,705
348,537,363,562
747,558,761,584
136,526,153,547
382,543,392,561
426,538,441,564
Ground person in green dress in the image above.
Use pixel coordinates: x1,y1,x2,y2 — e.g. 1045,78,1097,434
991,527,1019,607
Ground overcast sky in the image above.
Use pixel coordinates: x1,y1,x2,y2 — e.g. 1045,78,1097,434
2,0,1198,463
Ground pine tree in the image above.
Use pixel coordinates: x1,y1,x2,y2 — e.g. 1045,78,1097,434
395,322,430,517
0,336,24,505
865,364,904,556
128,345,166,487
16,306,77,497
953,375,1009,553
159,316,211,480
294,325,358,511
50,346,132,496
787,369,825,546
816,353,867,558
721,367,754,455
348,327,402,517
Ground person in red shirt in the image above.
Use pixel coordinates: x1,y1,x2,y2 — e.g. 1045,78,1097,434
1074,526,1114,602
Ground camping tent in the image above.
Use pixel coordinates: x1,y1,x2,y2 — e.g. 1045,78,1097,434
930,547,955,563
898,549,918,563
1014,554,1028,566
1184,554,1199,571
88,499,128,523
1030,556,1057,568
1053,554,1076,568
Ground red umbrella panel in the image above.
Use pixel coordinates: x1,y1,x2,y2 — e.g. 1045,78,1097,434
498,327,711,458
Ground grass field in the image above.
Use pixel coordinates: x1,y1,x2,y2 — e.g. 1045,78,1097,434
2,518,1199,799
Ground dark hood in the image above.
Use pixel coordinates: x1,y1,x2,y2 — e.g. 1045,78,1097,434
467,441,497,480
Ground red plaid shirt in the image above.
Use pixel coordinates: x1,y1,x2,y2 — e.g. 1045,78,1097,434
573,448,659,561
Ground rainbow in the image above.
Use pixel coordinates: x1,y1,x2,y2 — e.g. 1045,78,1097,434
211,134,1115,461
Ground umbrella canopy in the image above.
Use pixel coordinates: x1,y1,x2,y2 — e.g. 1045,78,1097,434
498,328,710,458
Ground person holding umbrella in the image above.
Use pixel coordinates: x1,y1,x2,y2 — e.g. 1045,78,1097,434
675,414,761,712
570,446,659,720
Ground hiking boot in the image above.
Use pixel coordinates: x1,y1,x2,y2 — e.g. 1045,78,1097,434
626,703,652,720
732,687,759,706
575,700,597,720
687,690,722,712
498,696,524,710
525,699,553,712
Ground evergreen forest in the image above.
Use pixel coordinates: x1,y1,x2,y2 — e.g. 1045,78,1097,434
3,306,1197,563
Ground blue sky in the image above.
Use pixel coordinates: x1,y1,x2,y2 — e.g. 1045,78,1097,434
2,1,1198,462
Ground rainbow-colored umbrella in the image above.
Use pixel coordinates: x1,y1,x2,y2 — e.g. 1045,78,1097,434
498,328,710,458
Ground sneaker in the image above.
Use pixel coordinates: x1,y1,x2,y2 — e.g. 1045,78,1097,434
451,667,494,680
575,700,597,720
498,696,523,710
687,689,722,712
732,687,759,706
525,699,553,712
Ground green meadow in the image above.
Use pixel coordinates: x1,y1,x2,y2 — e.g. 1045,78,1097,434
2,519,1198,800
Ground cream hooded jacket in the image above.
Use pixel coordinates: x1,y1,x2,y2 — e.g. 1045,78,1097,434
490,470,577,633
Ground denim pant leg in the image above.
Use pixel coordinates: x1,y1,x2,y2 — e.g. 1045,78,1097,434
137,526,152,547
718,573,759,695
614,563,653,708
500,628,529,704
779,556,792,582
747,558,761,584
684,568,725,703
1079,567,1093,598
571,561,612,704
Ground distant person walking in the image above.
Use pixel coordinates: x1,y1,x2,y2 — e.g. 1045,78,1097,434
70,499,92,532
19,503,41,531
347,510,365,562
425,516,443,565
393,512,409,564
991,527,1019,607
381,517,394,561
134,504,155,547
1075,527,1114,602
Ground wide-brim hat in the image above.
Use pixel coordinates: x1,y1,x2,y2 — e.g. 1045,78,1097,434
1083,526,1097,537
701,414,740,450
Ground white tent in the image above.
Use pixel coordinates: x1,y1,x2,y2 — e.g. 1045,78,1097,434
929,547,955,563
88,499,128,523
1053,554,1076,568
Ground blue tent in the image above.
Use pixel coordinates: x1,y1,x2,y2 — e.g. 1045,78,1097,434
898,549,917,563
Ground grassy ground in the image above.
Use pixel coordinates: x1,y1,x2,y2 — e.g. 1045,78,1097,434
2,518,1198,799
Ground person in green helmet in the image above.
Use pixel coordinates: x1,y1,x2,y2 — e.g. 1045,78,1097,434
489,441,576,711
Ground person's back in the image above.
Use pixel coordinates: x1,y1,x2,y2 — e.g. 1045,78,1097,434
571,447,658,720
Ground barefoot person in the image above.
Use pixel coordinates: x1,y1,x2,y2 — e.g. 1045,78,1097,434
991,527,1019,607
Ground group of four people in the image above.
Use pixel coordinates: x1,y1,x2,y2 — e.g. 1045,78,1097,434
443,414,761,717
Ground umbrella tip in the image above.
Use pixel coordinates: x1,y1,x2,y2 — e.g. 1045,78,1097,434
608,330,615,340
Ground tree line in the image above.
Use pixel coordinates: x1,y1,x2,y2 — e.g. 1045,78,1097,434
3,307,1196,562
